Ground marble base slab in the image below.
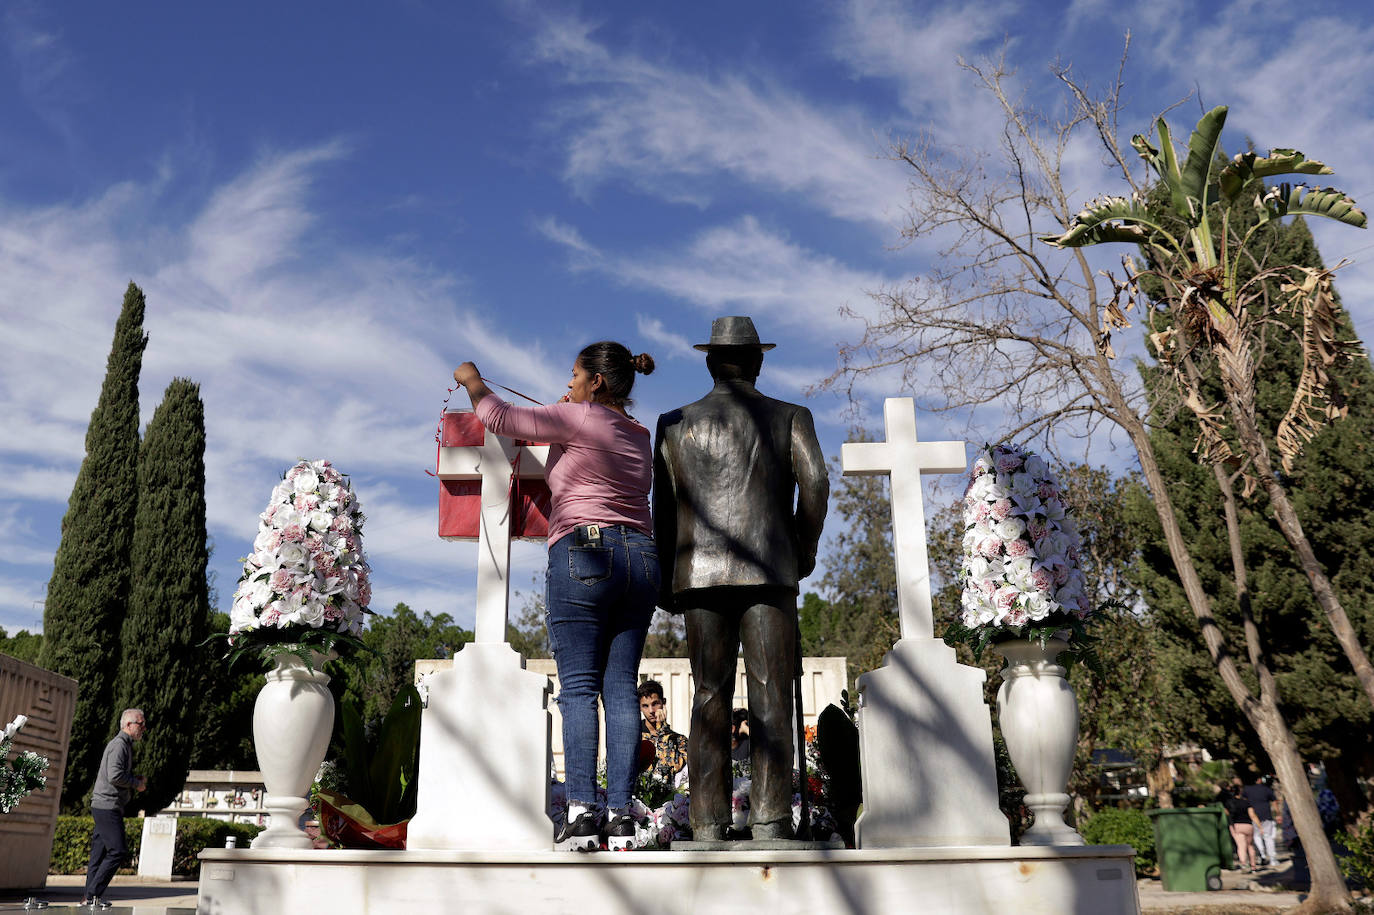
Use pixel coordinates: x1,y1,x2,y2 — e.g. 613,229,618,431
198,844,1140,915
672,838,846,851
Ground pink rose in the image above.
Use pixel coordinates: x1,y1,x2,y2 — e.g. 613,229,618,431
1030,568,1054,592
281,523,305,543
1005,606,1028,626
978,537,1002,558
994,587,1019,610
989,498,1012,521
1027,520,1049,543
270,568,293,592
1053,564,1070,585
974,501,991,522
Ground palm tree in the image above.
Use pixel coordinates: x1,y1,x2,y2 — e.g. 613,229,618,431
1042,105,1374,713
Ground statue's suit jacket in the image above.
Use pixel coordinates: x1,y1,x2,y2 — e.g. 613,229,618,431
653,379,829,608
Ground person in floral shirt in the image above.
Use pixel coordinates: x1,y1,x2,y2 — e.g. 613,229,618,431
638,680,687,782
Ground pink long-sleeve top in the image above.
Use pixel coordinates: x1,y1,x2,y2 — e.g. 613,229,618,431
475,393,653,546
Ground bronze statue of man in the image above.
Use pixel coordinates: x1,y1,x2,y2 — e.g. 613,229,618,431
653,316,829,841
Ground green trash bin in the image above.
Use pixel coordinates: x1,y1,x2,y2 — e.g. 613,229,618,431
1147,805,1229,892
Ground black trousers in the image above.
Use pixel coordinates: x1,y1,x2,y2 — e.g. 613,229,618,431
684,588,796,833
84,807,127,899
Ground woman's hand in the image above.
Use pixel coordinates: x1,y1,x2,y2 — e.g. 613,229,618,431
454,362,481,387
452,362,492,407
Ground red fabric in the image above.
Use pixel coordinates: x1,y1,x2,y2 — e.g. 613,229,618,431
437,411,551,541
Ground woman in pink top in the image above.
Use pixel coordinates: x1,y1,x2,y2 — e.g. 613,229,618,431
453,342,658,851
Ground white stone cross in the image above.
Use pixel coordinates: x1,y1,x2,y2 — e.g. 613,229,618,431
841,397,966,641
437,419,549,643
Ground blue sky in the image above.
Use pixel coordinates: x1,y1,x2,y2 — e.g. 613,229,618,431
4,0,1374,634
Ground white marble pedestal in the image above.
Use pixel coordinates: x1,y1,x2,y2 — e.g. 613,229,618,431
855,638,1009,848
198,845,1140,914
405,642,553,850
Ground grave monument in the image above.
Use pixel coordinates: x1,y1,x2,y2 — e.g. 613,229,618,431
197,368,1139,913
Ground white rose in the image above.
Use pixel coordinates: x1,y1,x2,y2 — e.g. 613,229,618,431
297,598,327,628
252,527,276,554
277,542,309,569
1025,592,1053,621
292,466,320,494
248,576,275,609
308,509,333,532
272,481,293,504
274,507,304,531
994,517,1026,541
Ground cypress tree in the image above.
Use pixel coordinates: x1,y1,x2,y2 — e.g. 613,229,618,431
112,378,209,814
40,281,147,810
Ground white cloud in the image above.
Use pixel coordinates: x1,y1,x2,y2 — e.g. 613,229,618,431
635,315,694,360
544,214,896,336
0,143,574,634
524,11,908,229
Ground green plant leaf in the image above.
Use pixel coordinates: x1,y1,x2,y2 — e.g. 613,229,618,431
1179,106,1227,212
1219,148,1334,202
1256,184,1368,229
367,685,423,824
1041,197,1175,248
339,700,373,816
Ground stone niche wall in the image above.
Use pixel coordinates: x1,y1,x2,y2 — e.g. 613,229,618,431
0,652,77,890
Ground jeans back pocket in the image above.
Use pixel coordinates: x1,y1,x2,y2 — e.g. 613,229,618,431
569,545,612,585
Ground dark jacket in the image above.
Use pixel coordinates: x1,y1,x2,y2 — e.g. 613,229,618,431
653,380,828,606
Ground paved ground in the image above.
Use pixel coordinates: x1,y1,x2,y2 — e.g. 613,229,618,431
0,876,196,913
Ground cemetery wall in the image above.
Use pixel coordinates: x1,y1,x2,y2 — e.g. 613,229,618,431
415,655,847,778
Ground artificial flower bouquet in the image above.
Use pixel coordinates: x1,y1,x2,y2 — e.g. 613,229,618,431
943,443,1099,664
1,715,49,814
220,459,372,667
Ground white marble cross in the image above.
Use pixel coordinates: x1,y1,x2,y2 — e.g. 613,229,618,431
841,397,967,641
437,419,549,643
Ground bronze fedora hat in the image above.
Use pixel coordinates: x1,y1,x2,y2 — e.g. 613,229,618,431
694,316,776,351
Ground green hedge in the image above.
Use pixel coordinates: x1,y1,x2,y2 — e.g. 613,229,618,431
51,816,264,878
1082,807,1156,876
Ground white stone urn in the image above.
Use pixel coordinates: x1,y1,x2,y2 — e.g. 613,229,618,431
251,649,335,849
993,635,1085,846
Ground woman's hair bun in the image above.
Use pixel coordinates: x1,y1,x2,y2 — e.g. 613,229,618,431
633,353,656,375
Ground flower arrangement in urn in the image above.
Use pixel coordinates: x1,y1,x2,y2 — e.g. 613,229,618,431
944,443,1098,662
1,715,50,814
221,459,372,666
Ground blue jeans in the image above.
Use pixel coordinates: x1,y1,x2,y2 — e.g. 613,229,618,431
546,524,658,809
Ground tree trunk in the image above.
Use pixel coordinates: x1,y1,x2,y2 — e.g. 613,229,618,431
1221,372,1374,712
1117,407,1352,912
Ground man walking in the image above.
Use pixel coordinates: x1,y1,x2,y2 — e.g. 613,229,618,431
1244,774,1279,866
654,316,828,841
82,709,147,908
